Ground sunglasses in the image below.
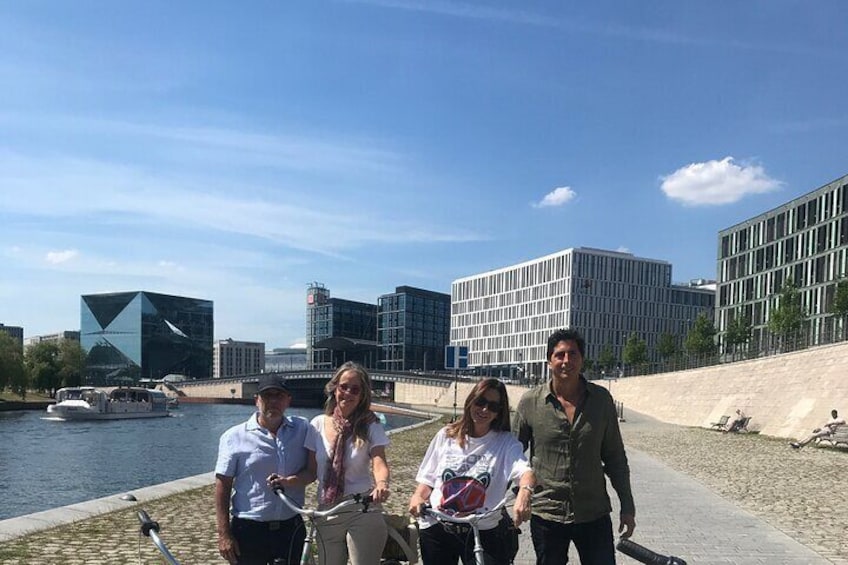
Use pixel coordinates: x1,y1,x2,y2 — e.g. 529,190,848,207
473,396,502,413
338,383,362,396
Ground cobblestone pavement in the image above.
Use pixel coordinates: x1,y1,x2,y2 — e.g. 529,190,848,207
1,410,847,564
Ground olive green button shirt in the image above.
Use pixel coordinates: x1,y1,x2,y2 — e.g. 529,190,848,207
513,377,635,524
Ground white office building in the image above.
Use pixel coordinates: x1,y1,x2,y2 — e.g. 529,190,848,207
717,173,848,348
213,338,265,379
451,247,714,379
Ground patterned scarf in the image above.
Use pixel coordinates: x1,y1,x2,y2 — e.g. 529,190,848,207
321,407,352,505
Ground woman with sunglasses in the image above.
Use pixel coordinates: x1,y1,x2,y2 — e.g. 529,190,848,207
409,378,536,565
305,361,390,565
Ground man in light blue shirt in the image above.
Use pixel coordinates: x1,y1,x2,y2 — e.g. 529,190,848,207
215,375,317,565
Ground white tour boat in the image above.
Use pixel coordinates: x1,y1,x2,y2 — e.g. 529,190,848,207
46,386,171,420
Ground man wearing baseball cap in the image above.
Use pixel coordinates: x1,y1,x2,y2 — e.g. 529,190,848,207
215,375,317,564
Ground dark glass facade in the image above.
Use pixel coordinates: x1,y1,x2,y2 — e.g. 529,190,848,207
81,291,213,385
378,286,450,371
306,284,378,370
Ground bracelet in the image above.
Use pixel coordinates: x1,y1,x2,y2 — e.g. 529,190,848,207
378,479,390,487
520,485,534,494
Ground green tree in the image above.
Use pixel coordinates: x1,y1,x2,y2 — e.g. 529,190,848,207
596,345,617,374
656,333,678,361
684,312,718,360
58,340,86,388
830,278,848,340
0,331,26,397
768,280,807,350
622,332,648,374
724,312,752,360
25,341,63,393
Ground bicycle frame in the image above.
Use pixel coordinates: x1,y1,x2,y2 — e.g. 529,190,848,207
421,496,511,565
273,487,374,565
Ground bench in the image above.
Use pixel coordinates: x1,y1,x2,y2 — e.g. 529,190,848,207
710,415,730,430
815,426,848,448
727,416,751,433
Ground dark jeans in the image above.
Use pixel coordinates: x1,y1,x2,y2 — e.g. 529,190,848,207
420,516,513,565
529,514,615,565
231,516,306,565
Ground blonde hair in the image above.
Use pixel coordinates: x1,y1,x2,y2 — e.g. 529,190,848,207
324,361,376,446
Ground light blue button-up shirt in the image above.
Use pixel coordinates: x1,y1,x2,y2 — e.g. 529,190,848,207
215,412,312,521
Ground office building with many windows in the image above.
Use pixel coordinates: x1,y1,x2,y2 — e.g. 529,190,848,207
24,331,80,348
451,247,714,379
81,291,213,384
213,339,265,379
0,323,24,352
717,173,848,349
306,283,378,370
378,286,450,371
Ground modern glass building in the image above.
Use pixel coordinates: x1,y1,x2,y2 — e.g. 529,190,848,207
306,283,378,370
717,173,848,349
378,286,450,371
451,247,714,379
80,291,213,385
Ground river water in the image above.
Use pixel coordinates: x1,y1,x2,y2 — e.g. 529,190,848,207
0,404,420,521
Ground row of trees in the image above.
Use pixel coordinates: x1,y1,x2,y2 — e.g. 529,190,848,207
589,278,848,377
0,333,86,399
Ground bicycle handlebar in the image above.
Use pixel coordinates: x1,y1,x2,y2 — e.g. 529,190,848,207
616,539,687,565
419,495,511,526
273,487,375,519
136,509,181,565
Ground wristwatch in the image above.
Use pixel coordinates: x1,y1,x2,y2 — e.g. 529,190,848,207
521,485,534,494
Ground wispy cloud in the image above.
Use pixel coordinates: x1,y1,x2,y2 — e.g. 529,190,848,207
660,157,781,206
45,249,79,264
349,0,839,57
534,186,577,208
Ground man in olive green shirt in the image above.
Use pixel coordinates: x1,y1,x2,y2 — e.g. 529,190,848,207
514,328,635,565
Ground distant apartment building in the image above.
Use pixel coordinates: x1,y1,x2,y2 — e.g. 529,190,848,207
81,291,213,385
24,331,81,348
378,286,450,371
0,323,24,352
451,247,714,379
306,283,378,370
717,173,848,349
265,347,308,372
213,339,265,379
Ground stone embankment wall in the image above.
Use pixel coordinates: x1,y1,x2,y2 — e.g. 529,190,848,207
595,340,848,439
393,379,528,414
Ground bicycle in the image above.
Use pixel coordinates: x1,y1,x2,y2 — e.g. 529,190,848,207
137,509,181,565
272,486,419,565
418,494,517,565
616,538,687,565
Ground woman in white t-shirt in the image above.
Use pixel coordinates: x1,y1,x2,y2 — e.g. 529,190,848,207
409,378,536,565
305,362,390,565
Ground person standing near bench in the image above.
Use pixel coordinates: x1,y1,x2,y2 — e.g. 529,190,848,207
724,409,746,432
215,375,316,565
790,409,845,449
514,328,635,565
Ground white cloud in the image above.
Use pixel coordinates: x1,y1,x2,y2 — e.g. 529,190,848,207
534,186,577,208
660,157,781,206
616,246,631,254
45,249,79,264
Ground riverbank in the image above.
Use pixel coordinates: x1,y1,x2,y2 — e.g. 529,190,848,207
2,409,846,563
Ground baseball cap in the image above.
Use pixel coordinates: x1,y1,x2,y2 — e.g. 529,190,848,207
257,374,290,394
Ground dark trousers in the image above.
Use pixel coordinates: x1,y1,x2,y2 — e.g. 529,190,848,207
231,516,306,565
529,514,615,565
420,517,513,565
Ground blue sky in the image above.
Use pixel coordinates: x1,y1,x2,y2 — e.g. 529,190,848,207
2,1,846,349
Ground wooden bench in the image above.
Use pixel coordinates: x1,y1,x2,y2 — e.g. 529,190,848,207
710,415,730,430
816,426,848,448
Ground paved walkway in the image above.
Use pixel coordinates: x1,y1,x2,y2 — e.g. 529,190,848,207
0,408,843,564
513,446,830,564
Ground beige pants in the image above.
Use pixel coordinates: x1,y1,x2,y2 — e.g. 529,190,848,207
316,506,388,565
